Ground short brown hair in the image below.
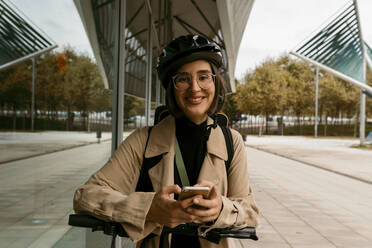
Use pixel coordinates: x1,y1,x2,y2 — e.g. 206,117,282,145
166,62,226,119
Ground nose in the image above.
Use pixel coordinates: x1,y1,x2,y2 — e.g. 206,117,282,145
190,76,201,92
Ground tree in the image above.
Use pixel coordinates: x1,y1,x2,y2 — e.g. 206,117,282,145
277,57,314,125
236,58,290,133
63,48,106,130
0,46,110,131
223,80,242,125
0,62,32,129
35,51,65,119
124,95,145,120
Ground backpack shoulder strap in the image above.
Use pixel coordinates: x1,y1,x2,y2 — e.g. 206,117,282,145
145,126,153,150
135,126,162,192
219,125,234,176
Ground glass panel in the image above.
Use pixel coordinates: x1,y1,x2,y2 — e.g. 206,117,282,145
0,28,113,248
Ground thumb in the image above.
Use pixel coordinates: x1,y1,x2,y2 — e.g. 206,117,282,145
209,185,218,199
161,184,182,195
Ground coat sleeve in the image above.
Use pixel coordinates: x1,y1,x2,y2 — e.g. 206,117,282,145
207,129,259,230
73,127,162,242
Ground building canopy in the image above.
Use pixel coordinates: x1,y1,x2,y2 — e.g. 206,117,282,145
365,41,372,70
294,2,364,83
291,0,372,95
74,0,254,98
0,0,56,70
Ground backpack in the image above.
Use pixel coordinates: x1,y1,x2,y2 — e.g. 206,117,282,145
135,107,234,192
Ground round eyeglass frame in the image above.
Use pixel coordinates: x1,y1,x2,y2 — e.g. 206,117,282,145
172,73,216,91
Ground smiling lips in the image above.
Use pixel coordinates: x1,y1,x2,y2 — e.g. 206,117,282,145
186,96,205,104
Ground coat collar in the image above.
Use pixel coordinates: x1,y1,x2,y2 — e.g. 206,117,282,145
144,115,175,158
206,117,228,161
144,115,228,161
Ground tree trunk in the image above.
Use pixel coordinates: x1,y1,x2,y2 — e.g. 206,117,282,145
22,111,26,130
87,112,90,132
66,104,71,131
12,104,16,130
281,110,285,136
296,114,301,135
259,116,263,137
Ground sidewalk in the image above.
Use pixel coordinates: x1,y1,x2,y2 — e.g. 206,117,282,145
1,132,370,183
244,135,372,184
1,132,372,248
0,131,120,164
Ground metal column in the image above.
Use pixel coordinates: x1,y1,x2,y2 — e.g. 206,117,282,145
314,66,319,138
145,6,153,126
360,78,366,145
31,57,36,132
354,0,366,145
111,0,126,154
155,75,161,107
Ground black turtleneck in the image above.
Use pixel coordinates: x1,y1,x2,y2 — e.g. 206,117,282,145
171,117,208,248
174,117,208,187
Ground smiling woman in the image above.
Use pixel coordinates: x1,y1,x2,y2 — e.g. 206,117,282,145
73,35,259,248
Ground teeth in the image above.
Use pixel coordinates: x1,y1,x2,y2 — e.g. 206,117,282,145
188,97,203,102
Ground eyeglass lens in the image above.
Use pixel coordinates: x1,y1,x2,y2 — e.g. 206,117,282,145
173,72,214,90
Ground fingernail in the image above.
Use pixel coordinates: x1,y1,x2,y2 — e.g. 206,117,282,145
194,198,199,204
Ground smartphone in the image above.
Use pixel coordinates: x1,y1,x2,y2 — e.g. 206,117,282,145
178,186,210,201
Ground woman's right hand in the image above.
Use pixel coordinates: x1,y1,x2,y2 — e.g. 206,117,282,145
146,185,198,228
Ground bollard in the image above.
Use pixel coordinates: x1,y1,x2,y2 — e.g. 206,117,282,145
96,130,102,144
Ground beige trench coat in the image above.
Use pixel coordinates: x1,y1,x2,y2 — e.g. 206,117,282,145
73,116,259,247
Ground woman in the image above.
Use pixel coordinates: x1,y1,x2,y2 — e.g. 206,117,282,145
73,35,259,248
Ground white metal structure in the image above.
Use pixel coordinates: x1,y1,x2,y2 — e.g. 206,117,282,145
290,0,371,144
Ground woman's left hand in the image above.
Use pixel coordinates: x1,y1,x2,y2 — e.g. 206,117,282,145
185,180,223,223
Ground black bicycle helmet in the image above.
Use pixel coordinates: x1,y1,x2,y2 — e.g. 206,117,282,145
157,34,223,89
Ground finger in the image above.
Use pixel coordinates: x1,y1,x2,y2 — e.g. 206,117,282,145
161,184,182,195
179,195,203,209
208,185,218,199
186,204,218,217
192,197,217,209
191,186,219,208
169,212,196,223
187,194,222,217
171,201,199,221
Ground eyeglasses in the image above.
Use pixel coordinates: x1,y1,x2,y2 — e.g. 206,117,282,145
172,72,215,90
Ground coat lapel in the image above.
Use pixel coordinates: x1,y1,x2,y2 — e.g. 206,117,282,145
146,116,175,192
206,117,228,161
197,117,228,186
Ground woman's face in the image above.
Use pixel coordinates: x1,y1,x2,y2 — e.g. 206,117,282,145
174,60,215,124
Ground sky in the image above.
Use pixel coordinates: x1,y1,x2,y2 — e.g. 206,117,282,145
8,0,372,81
